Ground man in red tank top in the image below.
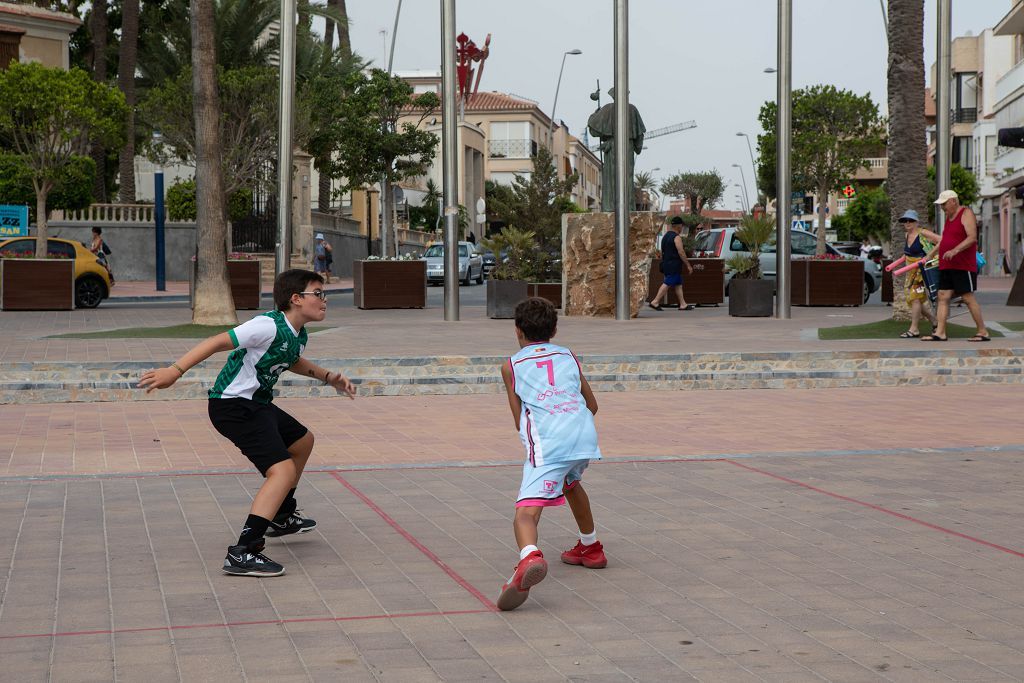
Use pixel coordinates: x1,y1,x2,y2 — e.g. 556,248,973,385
921,190,990,342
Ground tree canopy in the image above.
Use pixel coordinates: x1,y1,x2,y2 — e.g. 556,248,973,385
758,85,884,253
0,62,126,253
660,170,725,233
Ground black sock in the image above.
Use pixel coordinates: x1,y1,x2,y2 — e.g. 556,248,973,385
274,488,297,521
237,514,271,546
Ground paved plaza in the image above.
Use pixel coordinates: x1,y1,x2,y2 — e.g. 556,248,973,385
1,283,1023,681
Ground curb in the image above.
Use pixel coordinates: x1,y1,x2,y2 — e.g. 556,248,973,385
109,287,354,304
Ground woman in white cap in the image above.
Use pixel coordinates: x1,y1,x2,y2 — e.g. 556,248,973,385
313,233,332,283
896,209,939,338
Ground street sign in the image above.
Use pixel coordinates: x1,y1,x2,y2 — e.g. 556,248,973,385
0,205,29,238
842,184,856,198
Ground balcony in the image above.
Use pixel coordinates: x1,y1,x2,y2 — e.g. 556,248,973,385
952,108,978,124
995,58,1024,106
851,157,887,180
488,139,538,159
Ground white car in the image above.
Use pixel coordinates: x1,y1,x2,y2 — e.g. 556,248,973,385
692,226,881,303
423,241,484,285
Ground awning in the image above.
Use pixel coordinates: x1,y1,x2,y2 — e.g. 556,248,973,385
995,1,1024,36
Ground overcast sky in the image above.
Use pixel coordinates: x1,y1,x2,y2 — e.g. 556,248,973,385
336,1,1011,211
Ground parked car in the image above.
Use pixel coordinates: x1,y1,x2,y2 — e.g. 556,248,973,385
423,241,484,285
692,227,880,303
480,249,497,276
0,237,114,308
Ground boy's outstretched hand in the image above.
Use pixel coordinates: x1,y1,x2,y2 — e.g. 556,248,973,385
138,367,181,394
327,372,356,399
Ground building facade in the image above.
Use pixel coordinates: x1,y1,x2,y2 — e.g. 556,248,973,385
0,1,80,70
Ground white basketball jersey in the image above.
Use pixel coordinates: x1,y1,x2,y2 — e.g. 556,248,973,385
509,343,601,466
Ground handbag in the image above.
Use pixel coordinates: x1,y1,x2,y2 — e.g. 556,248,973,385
976,251,986,268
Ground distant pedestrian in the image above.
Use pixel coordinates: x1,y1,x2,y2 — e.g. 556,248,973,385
922,190,990,342
859,238,871,259
496,298,606,611
896,210,939,338
138,269,356,577
90,227,111,258
313,233,332,284
648,216,694,311
468,231,477,245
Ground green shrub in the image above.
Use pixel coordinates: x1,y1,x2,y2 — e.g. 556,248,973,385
166,178,252,222
0,154,95,221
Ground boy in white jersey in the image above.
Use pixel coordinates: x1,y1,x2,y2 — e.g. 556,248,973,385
496,297,607,611
138,270,355,577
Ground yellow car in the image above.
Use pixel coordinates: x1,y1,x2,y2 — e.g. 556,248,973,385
0,236,114,308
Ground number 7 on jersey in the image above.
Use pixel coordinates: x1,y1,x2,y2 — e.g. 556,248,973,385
536,359,555,385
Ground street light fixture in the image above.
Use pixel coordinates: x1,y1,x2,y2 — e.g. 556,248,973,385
736,132,759,203
549,49,583,151
732,163,750,214
764,67,777,73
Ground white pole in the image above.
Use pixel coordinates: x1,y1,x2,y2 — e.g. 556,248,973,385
275,0,297,276
613,0,630,320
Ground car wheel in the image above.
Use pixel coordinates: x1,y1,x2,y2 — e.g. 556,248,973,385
75,275,106,308
476,266,484,284
863,277,871,304
462,269,471,286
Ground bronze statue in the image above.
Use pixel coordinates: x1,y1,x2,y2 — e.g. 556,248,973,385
587,88,646,212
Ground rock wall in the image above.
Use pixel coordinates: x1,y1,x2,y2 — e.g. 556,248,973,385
562,212,661,317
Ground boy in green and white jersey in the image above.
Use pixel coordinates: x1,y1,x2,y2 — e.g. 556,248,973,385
139,269,355,577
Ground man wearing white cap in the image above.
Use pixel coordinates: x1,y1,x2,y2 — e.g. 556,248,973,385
313,233,333,284
921,190,989,342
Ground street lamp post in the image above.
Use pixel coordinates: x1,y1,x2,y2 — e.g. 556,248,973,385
936,0,951,196
153,131,166,291
613,0,630,320
732,163,750,213
549,49,582,152
775,0,792,319
440,0,459,321
275,0,296,277
735,132,759,202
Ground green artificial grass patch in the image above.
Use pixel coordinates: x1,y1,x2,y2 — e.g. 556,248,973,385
998,321,1024,332
818,319,1003,341
48,324,333,339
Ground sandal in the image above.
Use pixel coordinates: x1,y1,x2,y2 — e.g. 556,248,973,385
647,302,663,311
680,304,696,311
920,335,947,342
967,335,991,342
899,331,920,338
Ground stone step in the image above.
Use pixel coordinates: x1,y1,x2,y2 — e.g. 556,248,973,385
252,253,310,284
1,349,1021,404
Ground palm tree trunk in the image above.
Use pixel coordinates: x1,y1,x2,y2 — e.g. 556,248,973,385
334,0,350,57
887,0,928,322
117,0,140,203
191,0,237,325
816,183,828,255
89,0,109,202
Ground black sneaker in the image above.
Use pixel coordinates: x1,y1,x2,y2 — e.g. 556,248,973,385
223,540,285,577
265,509,317,537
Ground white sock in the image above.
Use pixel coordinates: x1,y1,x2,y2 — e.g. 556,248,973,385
580,531,597,546
519,544,539,560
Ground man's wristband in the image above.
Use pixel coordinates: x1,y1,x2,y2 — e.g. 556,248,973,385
171,363,186,377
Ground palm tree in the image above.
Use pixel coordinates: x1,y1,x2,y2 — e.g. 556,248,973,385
117,0,140,202
886,0,928,322
634,171,658,211
190,0,237,324
89,0,109,201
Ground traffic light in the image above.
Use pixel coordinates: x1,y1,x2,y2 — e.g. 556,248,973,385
998,127,1024,148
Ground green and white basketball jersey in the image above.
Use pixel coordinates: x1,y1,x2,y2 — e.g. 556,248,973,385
209,310,308,404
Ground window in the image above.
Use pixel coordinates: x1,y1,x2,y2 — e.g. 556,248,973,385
952,136,973,170
790,231,817,255
489,121,533,158
47,241,76,259
0,239,33,257
424,245,443,257
458,245,468,257
490,171,531,186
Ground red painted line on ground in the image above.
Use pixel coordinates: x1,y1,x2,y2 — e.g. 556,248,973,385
330,471,499,611
724,459,1024,559
0,608,491,641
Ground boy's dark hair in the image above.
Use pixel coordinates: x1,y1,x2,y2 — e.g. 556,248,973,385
92,227,102,234
274,269,324,311
514,297,558,342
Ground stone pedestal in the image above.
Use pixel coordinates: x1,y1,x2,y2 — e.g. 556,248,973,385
562,212,661,317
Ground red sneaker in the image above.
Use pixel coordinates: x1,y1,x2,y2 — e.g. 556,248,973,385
560,540,607,568
496,550,548,611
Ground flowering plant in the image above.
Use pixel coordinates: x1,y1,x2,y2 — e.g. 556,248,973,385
808,253,855,261
364,253,422,261
228,252,257,260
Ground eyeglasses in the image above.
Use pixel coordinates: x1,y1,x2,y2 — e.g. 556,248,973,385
298,290,327,301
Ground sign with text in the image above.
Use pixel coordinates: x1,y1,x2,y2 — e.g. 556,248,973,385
0,205,29,238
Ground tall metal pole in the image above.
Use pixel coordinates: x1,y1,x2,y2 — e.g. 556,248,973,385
733,164,750,212
154,168,166,291
549,50,581,152
441,0,459,320
275,0,297,276
379,0,404,259
936,0,952,196
775,0,792,319
613,0,630,321
738,132,759,201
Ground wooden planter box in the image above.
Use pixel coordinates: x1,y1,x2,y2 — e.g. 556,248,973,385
352,259,426,309
487,279,528,319
881,258,894,303
0,259,75,311
228,259,262,310
791,258,863,306
648,258,725,306
528,282,562,308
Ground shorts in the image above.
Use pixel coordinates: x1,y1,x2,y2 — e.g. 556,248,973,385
208,398,308,475
516,458,591,508
937,269,978,295
663,273,683,286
